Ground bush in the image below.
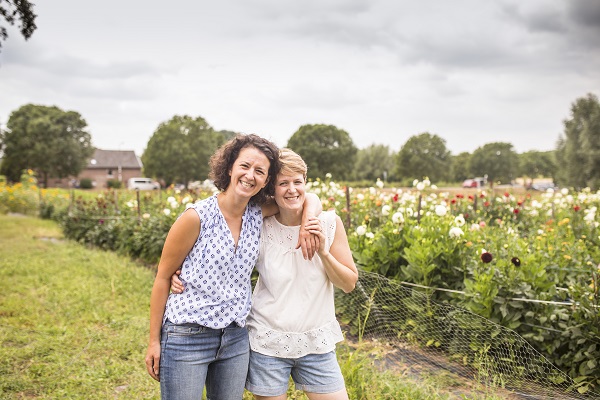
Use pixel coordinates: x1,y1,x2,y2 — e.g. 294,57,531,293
107,179,123,189
79,178,93,189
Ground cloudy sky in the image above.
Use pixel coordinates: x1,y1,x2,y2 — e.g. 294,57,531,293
1,0,599,156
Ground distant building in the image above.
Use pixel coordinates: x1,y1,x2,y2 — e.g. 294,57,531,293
50,149,143,188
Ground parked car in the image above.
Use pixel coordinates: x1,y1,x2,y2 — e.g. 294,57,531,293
462,177,486,188
530,182,558,192
127,177,160,190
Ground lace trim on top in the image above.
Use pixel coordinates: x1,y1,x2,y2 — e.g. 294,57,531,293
263,212,337,253
248,319,343,358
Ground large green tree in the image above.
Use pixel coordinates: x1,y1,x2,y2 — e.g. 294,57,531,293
352,144,395,182
450,152,472,182
469,142,519,185
286,124,357,180
141,115,225,187
517,150,557,186
0,0,37,52
394,132,451,183
555,93,600,189
0,104,94,187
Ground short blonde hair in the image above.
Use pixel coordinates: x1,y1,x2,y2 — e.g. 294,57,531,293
279,148,307,180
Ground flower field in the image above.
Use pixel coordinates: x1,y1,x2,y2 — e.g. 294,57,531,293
1,171,599,394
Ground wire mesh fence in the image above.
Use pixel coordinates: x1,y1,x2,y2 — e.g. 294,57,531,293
336,270,600,399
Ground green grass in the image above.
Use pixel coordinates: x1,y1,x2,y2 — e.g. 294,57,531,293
0,215,158,399
0,215,502,399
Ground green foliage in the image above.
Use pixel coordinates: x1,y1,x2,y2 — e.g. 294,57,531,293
141,115,225,187
287,124,358,180
107,179,122,189
450,152,472,182
79,177,93,189
0,0,37,52
0,104,94,187
470,142,519,185
352,144,396,181
517,151,557,184
394,132,451,182
555,93,600,190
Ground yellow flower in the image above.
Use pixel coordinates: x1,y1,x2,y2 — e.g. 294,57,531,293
558,218,570,226
563,255,572,260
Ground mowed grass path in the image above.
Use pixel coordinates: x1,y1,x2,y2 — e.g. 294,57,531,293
0,215,160,399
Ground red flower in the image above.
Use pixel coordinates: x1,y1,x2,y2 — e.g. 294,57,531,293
573,205,580,212
479,194,486,198
451,199,457,204
513,208,519,214
484,201,490,207
393,193,399,202
481,252,493,263
504,192,510,197
464,213,469,219
511,257,521,267
468,195,474,201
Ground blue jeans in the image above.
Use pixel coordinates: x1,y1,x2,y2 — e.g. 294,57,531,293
160,320,250,400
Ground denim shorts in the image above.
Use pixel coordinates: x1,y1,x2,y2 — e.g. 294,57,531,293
245,349,346,396
160,320,250,400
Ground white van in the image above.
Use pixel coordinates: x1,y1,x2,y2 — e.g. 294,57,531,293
127,177,160,190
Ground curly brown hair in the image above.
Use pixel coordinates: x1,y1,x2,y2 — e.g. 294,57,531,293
209,134,280,204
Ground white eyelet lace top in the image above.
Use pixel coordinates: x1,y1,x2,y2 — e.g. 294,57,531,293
246,210,344,358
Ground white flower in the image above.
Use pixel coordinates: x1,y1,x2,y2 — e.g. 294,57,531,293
561,188,569,195
392,212,404,224
449,227,464,238
454,215,466,227
435,205,447,217
413,179,419,187
376,178,384,189
325,173,332,179
167,196,176,204
406,208,414,217
356,225,367,236
366,232,375,239
431,184,438,190
369,187,376,195
163,208,171,216
423,178,431,187
181,196,192,204
142,213,150,219
382,205,391,216
470,223,480,231
356,193,365,201
416,182,425,191
584,212,596,222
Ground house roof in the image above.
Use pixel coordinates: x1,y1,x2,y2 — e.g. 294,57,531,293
87,149,142,169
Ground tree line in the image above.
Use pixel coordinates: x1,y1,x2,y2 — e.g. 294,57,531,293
1,93,599,189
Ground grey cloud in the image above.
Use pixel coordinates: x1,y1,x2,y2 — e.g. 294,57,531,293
568,0,600,29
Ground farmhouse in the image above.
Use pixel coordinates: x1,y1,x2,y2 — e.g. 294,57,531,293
50,149,143,188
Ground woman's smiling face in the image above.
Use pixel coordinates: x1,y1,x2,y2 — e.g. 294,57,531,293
274,172,306,213
228,146,270,199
